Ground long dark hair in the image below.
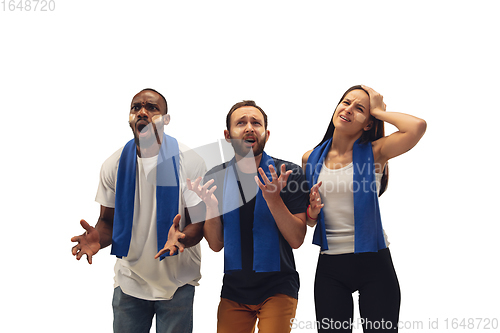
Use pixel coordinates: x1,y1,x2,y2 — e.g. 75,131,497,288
315,85,389,196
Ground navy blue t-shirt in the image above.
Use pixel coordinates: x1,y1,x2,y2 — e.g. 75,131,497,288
203,156,308,305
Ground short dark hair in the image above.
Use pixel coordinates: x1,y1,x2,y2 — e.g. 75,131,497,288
226,100,268,131
139,88,168,114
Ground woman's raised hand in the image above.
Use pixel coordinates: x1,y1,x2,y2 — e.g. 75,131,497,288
362,85,386,115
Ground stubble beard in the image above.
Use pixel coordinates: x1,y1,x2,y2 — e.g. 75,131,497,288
130,122,162,153
230,135,267,160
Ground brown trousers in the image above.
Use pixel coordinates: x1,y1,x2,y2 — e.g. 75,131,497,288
217,294,298,333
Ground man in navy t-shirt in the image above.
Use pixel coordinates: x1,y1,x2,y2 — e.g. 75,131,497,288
188,100,308,333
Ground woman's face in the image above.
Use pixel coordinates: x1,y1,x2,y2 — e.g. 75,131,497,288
332,89,372,133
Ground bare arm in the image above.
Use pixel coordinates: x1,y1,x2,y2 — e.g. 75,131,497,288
363,86,427,165
256,164,307,249
179,202,205,248
95,205,114,248
265,201,307,249
302,150,312,171
203,209,224,252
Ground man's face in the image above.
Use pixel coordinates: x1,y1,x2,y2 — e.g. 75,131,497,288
224,106,269,158
129,90,169,148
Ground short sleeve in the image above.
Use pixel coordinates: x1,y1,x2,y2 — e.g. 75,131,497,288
95,147,123,208
280,161,309,215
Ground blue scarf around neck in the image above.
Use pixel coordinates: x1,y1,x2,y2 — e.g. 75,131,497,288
111,133,180,261
305,137,386,253
222,151,281,273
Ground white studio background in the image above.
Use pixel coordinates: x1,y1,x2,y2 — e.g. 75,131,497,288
1,1,499,332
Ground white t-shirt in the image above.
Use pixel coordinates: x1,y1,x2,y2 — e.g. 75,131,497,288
95,142,206,300
317,162,389,255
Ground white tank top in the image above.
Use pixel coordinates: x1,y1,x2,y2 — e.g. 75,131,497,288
317,161,389,255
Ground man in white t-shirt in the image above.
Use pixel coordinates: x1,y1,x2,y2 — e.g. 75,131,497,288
71,88,206,333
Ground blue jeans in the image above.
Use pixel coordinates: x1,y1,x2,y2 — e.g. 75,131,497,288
112,285,195,333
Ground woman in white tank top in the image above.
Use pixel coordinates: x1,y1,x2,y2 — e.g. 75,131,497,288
302,85,426,333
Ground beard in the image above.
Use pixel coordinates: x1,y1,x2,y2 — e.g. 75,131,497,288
229,135,267,159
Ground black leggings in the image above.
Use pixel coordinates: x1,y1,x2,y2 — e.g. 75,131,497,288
314,248,401,332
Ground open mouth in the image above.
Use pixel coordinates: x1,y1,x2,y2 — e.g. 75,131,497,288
243,137,256,146
340,115,351,122
136,121,150,136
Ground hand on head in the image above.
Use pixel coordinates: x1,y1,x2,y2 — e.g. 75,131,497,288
361,85,386,114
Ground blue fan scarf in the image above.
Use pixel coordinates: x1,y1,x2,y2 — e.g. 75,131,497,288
222,151,281,273
305,137,386,253
111,133,180,261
